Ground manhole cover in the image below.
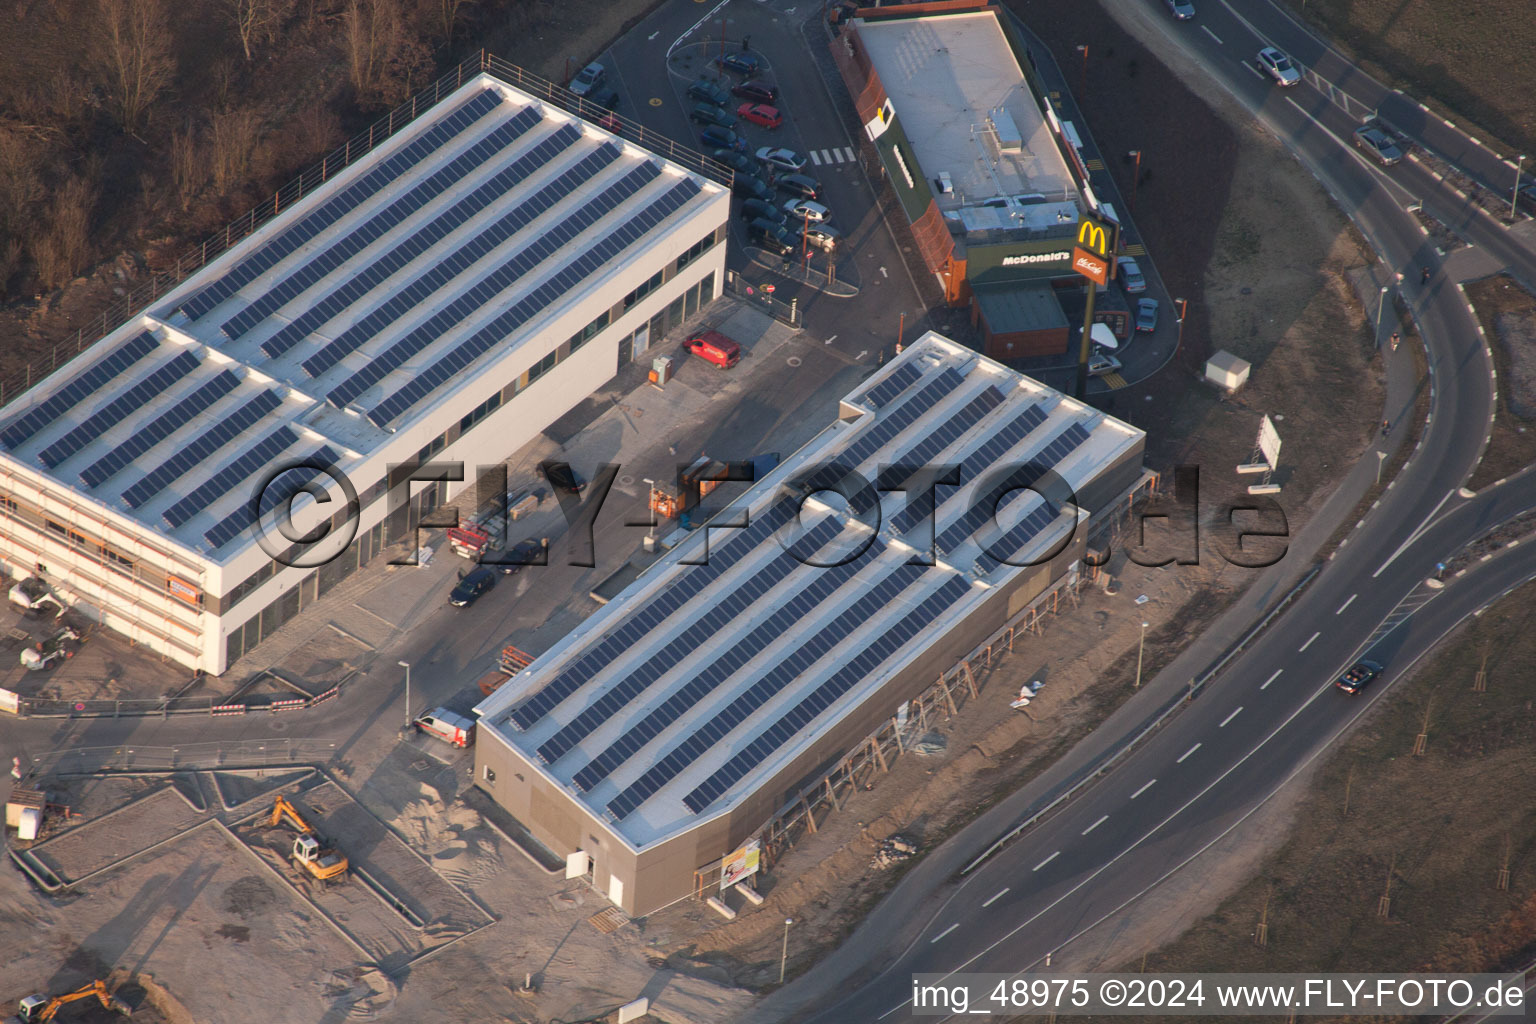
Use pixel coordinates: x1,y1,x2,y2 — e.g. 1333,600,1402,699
787,356,803,367
270,721,287,732
411,759,431,772
619,475,635,487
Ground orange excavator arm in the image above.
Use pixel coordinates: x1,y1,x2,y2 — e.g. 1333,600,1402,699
32,980,131,1020
269,794,314,834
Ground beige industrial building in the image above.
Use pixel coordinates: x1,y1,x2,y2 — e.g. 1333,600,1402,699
473,333,1147,916
0,72,729,674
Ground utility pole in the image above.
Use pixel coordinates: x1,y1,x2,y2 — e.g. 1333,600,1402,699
1175,297,1187,350
779,918,793,983
1075,45,1088,102
398,660,412,729
1076,278,1097,399
1511,154,1526,221
1128,150,1142,211
1134,621,1149,688
1374,285,1388,345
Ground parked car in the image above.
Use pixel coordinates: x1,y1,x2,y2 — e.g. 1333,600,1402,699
544,464,585,494
569,62,605,97
1519,182,1536,215
737,103,783,129
1163,0,1195,19
712,149,757,175
732,78,779,103
776,173,823,200
688,330,742,368
1118,256,1147,294
1088,351,1122,378
740,198,786,223
486,538,546,575
749,217,796,256
716,52,763,76
1257,46,1302,86
1353,124,1404,166
782,199,831,224
413,707,476,748
756,146,807,173
690,103,737,129
1135,297,1159,333
449,567,497,607
801,223,841,252
1335,660,1382,695
700,126,747,152
687,78,731,106
733,174,776,203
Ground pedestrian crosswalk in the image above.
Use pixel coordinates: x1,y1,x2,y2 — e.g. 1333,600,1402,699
1099,371,1129,390
807,146,858,166
1085,158,1105,171
1121,243,1146,256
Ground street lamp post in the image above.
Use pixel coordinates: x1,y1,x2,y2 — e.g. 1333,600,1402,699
1134,621,1149,689
397,660,411,730
1511,155,1527,221
1175,297,1187,350
1128,150,1142,212
1374,285,1388,345
1075,45,1088,102
642,478,656,539
780,918,793,983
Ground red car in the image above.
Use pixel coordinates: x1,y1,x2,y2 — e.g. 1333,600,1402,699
737,103,783,129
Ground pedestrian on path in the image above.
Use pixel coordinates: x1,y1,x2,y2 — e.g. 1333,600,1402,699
1381,418,1391,435
1420,266,1431,285
1390,331,1400,351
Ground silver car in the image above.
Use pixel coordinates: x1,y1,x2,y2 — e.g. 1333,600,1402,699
801,224,841,252
782,199,831,223
1118,256,1147,294
1353,124,1404,166
569,62,605,98
1257,46,1301,87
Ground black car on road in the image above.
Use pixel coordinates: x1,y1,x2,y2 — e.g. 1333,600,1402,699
449,567,498,607
1335,660,1382,695
776,173,823,200
716,52,763,76
485,538,547,575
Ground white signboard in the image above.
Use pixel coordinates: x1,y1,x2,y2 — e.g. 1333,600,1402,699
1259,415,1282,471
864,97,896,141
720,839,762,891
0,687,18,715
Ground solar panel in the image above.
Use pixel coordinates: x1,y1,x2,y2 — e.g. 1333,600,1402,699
79,371,240,489
175,90,503,321
225,109,552,343
364,177,704,426
683,574,974,813
862,362,922,409
572,536,881,792
932,419,1085,556
162,426,297,528
975,503,1063,574
883,388,1009,536
39,351,200,469
536,516,849,765
202,445,339,550
120,390,283,508
0,331,159,450
606,566,927,820
296,129,599,376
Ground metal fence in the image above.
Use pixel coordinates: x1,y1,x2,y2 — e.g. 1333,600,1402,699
0,50,731,412
725,269,804,328
9,680,342,720
19,739,339,777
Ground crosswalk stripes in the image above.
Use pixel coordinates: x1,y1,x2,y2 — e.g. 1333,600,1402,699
1085,158,1105,170
1121,243,1146,256
807,147,857,167
1099,371,1130,390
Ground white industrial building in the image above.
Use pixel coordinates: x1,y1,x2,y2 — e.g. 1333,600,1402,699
473,333,1147,916
0,73,729,674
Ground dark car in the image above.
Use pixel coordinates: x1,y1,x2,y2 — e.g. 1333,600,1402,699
1163,0,1195,18
712,149,757,175
776,173,822,200
449,567,498,607
1135,297,1159,333
1354,124,1404,166
690,103,737,129
1335,660,1382,695
485,538,547,575
740,198,785,223
700,126,747,152
543,463,585,493
749,217,795,256
733,174,775,203
716,52,763,76
732,78,779,103
687,78,731,106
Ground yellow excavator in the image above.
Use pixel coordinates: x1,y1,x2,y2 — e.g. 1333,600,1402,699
268,794,349,884
12,980,131,1021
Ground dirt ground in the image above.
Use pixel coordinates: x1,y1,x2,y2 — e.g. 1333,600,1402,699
1464,274,1536,490
1281,0,1536,156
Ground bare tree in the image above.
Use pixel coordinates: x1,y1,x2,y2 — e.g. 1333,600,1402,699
209,107,264,192
170,119,209,210
34,176,97,291
438,0,474,44
90,0,176,133
224,0,292,61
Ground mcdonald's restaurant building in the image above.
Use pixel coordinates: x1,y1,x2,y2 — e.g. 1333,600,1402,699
827,0,1124,359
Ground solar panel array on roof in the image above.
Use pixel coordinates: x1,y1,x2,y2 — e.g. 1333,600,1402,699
301,130,601,379
79,371,240,489
202,444,339,550
38,351,200,469
176,89,502,322
885,398,1044,537
263,125,598,363
162,426,297,528
120,390,283,509
572,532,884,794
537,516,849,766
366,177,703,427
508,497,801,732
223,108,546,341
607,565,930,821
974,503,1061,574
861,361,922,409
326,162,668,412
930,415,1080,556
683,573,973,813
0,331,159,450
828,368,965,476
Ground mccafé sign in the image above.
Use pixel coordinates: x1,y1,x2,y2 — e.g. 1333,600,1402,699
1072,216,1112,286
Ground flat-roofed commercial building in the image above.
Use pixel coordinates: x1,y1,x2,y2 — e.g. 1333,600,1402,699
473,332,1146,916
828,2,1122,359
0,72,729,674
